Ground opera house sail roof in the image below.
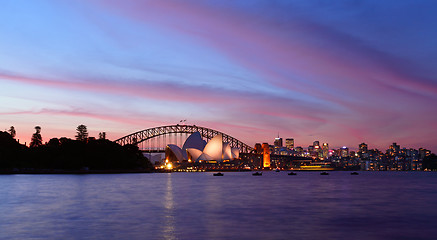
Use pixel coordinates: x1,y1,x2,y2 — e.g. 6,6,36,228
166,132,239,163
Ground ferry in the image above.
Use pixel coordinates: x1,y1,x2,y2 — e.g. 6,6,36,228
291,164,335,171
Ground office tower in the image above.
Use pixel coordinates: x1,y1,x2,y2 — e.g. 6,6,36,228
322,143,329,159
359,143,368,153
254,143,263,154
285,138,294,150
274,137,283,148
390,143,400,154
341,147,349,158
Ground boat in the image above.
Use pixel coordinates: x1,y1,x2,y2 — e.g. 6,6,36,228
350,172,359,175
291,164,335,171
320,172,329,175
288,172,297,175
275,168,280,172
252,172,262,176
213,172,224,176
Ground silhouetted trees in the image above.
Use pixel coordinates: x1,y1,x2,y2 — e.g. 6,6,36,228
75,124,88,141
0,131,153,172
0,131,26,168
30,126,42,148
8,126,16,138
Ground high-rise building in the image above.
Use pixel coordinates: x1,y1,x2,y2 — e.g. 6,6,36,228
308,145,317,158
254,143,263,154
359,143,368,153
274,137,283,148
322,143,329,159
358,142,369,159
285,138,294,150
313,141,320,147
341,147,349,158
389,143,400,154
262,143,270,168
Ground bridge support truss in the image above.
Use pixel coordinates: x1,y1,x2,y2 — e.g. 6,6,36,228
114,124,254,153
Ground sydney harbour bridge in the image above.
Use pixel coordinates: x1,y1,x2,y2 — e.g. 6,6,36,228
114,124,254,153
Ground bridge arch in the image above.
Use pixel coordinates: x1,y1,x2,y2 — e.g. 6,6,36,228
114,124,254,153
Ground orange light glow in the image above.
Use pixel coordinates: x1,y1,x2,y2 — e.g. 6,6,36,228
166,163,173,170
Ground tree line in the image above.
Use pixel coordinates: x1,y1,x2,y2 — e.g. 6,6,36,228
0,125,153,172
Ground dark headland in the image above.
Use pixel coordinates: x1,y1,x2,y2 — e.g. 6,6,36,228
0,131,153,174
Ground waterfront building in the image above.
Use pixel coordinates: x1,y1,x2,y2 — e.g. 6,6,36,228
295,146,304,156
166,132,239,163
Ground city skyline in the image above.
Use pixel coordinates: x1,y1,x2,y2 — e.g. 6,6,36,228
1,1,437,153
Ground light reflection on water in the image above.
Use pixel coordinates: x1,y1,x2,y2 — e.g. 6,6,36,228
163,174,175,240
0,171,437,240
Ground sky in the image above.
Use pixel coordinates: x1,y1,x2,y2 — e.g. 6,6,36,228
1,0,437,152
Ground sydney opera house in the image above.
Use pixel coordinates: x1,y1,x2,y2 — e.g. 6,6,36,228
165,132,239,163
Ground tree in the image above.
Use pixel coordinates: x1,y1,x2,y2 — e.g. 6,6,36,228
30,126,42,147
47,138,61,148
99,132,106,140
75,124,88,141
8,126,16,138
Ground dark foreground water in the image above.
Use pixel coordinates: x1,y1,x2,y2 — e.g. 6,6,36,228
1,171,437,240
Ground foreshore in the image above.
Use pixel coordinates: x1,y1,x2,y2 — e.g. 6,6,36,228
0,169,153,174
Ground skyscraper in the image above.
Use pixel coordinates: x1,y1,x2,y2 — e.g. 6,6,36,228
389,143,400,154
254,143,263,154
359,143,368,153
274,137,283,148
285,138,294,150
322,143,329,159
341,147,349,158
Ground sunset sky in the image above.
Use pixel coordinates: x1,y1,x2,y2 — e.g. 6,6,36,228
1,0,436,152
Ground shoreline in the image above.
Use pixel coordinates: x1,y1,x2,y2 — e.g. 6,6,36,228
0,169,153,175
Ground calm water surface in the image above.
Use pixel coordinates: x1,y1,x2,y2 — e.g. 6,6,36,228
1,171,437,240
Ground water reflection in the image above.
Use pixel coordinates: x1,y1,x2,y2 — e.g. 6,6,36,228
1,172,437,239
162,173,176,240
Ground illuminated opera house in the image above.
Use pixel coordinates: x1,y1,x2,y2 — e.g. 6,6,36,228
165,132,239,163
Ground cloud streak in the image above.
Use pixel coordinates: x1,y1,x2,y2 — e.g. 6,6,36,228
1,0,436,152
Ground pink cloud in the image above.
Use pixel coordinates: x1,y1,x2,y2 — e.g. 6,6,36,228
94,0,437,97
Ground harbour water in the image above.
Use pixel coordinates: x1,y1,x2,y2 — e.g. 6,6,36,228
1,171,437,240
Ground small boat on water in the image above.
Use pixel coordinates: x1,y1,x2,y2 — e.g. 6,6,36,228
275,168,280,172
320,172,329,175
350,172,359,175
213,172,224,176
252,172,262,176
288,172,297,175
